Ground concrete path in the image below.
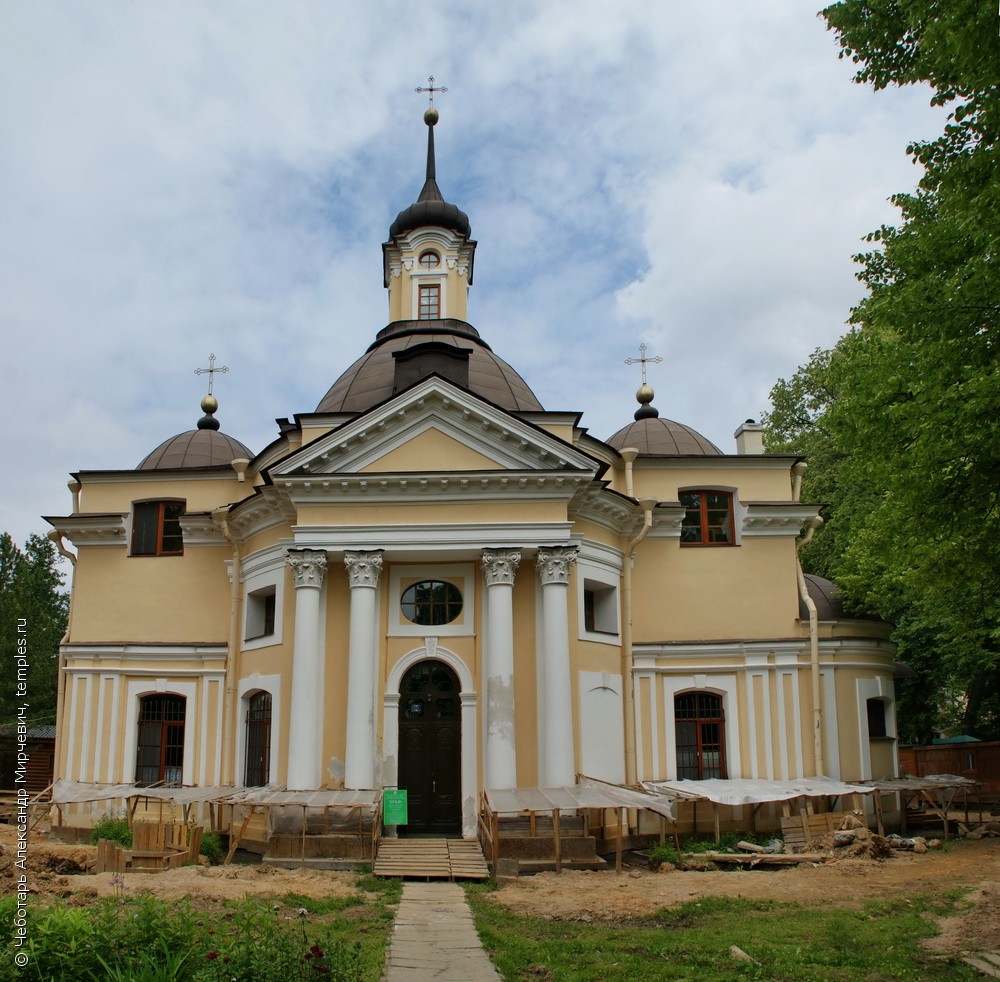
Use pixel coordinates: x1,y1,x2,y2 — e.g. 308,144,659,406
383,881,501,981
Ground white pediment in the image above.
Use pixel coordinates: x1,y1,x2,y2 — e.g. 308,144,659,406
270,377,599,478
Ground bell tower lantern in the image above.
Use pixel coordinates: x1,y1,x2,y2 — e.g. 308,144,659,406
382,107,477,323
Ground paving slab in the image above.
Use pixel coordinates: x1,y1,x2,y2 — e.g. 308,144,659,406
383,881,500,981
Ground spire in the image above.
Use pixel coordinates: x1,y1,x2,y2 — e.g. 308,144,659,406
418,108,444,204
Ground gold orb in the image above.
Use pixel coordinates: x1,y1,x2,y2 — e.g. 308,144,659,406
201,394,218,414
424,107,439,126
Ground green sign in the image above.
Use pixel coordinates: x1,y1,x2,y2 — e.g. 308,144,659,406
383,789,408,825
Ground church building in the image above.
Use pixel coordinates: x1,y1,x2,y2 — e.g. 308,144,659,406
46,108,897,839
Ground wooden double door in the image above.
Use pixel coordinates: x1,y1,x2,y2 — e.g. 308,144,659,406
397,660,462,834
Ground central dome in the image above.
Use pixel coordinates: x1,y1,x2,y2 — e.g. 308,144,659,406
315,318,543,414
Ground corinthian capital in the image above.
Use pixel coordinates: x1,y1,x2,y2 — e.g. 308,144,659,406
344,550,383,589
536,546,578,586
286,549,327,589
482,548,521,587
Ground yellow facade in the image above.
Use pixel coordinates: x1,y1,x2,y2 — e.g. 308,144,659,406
47,112,897,842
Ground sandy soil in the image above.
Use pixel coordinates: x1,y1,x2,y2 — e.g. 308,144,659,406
3,823,998,953
0,824,359,903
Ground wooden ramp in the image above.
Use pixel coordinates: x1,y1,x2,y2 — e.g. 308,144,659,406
373,838,490,880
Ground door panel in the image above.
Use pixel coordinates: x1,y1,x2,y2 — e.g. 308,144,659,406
398,660,461,833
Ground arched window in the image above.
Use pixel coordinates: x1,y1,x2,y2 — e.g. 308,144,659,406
675,692,726,780
244,691,272,787
135,694,185,785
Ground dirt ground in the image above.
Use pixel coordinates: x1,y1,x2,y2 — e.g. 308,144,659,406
491,838,1000,954
2,823,998,954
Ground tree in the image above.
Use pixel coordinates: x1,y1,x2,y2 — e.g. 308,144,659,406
763,1,1000,737
0,533,69,727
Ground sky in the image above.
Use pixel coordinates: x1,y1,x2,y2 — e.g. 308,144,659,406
1,1,946,550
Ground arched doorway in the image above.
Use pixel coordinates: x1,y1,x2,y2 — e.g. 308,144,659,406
398,660,461,834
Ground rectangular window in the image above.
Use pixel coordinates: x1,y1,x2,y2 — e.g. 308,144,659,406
418,284,440,319
867,698,888,738
135,694,185,785
679,491,735,545
245,588,277,640
131,501,185,556
583,580,618,634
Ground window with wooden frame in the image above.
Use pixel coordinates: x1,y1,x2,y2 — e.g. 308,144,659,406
418,250,441,269
135,694,185,785
418,283,440,319
679,490,735,545
244,691,272,787
674,691,727,780
131,500,185,556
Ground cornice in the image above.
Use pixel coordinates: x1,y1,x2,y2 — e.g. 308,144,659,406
179,512,228,546
741,502,820,537
291,522,574,554
631,455,798,471
228,488,296,539
569,484,636,534
277,471,590,505
44,513,126,547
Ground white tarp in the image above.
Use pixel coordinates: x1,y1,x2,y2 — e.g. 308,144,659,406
642,776,878,808
218,788,379,811
485,777,676,820
52,780,234,805
51,781,379,810
865,776,975,792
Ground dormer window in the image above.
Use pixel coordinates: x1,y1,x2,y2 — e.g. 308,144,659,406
419,250,440,269
418,284,440,319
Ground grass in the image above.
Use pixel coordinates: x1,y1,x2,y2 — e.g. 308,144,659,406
466,886,981,981
1,871,400,982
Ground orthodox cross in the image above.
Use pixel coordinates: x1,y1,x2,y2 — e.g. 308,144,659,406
624,343,663,384
415,76,448,107
194,353,229,396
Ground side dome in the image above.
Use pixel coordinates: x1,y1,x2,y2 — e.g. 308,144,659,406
138,395,252,469
315,319,543,414
607,379,721,455
607,416,722,455
138,429,252,470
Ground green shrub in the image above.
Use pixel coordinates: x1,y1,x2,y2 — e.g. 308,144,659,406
89,816,133,849
198,831,223,864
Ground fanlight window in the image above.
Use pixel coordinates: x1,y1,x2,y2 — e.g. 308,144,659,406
402,661,459,721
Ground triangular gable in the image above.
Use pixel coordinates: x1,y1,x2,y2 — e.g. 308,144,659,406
360,425,504,473
270,376,599,478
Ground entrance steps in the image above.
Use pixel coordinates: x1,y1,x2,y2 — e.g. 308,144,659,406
374,837,490,880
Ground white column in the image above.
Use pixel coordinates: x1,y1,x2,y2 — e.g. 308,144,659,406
344,550,383,790
286,550,327,790
537,546,578,787
482,548,521,789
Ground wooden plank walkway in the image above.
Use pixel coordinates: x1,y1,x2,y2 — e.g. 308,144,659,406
374,837,490,880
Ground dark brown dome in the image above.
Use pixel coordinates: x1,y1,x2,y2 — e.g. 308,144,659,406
315,319,543,414
606,416,722,455
138,429,252,470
